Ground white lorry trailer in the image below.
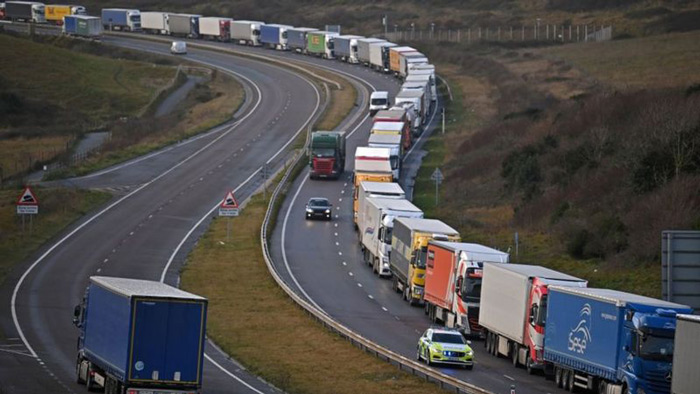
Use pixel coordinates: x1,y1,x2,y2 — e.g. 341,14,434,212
357,37,385,66
231,20,263,46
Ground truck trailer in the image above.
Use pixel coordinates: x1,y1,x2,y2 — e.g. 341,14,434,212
306,30,339,59
357,37,385,66
355,181,405,233
260,24,292,50
101,8,140,31
480,264,587,373
198,16,231,41
405,73,435,104
5,1,45,23
359,197,423,276
45,4,85,25
334,35,363,63
400,52,429,78
401,81,430,115
63,15,101,37
408,64,437,102
369,41,397,72
287,27,316,53
309,131,346,179
372,120,410,152
231,20,263,46
671,314,700,394
73,276,207,393
395,89,426,126
168,13,199,38
140,11,168,35
353,147,393,224
390,218,460,306
424,241,509,336
545,287,692,394
389,46,417,75
368,133,402,181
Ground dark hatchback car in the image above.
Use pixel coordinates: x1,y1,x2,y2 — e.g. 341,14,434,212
305,197,332,220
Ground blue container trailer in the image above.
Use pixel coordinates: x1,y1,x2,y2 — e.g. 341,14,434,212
544,286,692,394
73,276,207,393
101,8,140,31
260,24,292,50
287,27,317,53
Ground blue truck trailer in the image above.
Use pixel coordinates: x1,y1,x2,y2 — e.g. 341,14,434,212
260,24,292,50
287,27,317,53
101,8,141,31
73,276,208,393
544,286,692,394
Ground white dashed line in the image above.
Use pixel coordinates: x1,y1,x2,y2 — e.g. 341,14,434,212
338,251,342,256
334,223,338,227
342,262,347,266
334,232,338,236
357,283,363,288
129,232,134,236
503,375,515,381
341,190,345,194
348,272,354,277
96,268,101,273
368,295,374,299
335,242,339,246
103,259,108,263
338,198,342,202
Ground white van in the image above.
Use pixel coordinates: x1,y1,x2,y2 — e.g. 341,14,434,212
170,41,187,54
369,91,390,115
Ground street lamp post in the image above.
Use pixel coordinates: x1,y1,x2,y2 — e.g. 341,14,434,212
431,22,435,40
411,22,415,40
536,18,541,40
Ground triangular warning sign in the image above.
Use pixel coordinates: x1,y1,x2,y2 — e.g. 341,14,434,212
220,191,238,208
17,186,39,205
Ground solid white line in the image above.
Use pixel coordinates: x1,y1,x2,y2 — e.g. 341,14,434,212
11,52,265,361
0,348,34,358
204,354,266,394
404,96,441,161
503,374,515,381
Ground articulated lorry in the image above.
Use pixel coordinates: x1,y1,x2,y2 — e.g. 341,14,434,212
390,218,460,306
231,20,263,46
402,80,431,110
309,131,346,180
353,147,394,225
199,17,231,41
45,4,85,25
355,181,405,232
405,73,434,104
287,27,317,53
400,52,429,78
360,197,423,276
389,46,417,75
140,12,168,35
307,30,339,59
372,118,410,151
260,24,292,50
424,241,509,336
73,276,207,393
368,133,402,181
63,15,101,37
357,37,385,66
369,41,397,72
376,106,420,138
5,1,44,23
480,264,587,373
101,8,140,31
408,64,437,103
544,287,692,394
168,13,199,38
334,35,363,63
395,89,426,127
671,314,700,394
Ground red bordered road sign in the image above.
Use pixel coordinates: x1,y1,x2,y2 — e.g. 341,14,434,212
16,186,39,215
219,191,239,217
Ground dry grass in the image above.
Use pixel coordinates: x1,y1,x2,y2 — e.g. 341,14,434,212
181,194,448,394
0,135,72,179
539,30,700,89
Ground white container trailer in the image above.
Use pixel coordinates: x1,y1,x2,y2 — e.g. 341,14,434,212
395,90,426,126
405,73,434,103
357,38,385,66
231,20,264,46
400,52,429,78
409,64,437,102
369,42,397,72
368,133,402,180
671,314,700,394
356,181,405,235
199,17,232,41
401,81,430,113
360,197,423,276
140,12,169,35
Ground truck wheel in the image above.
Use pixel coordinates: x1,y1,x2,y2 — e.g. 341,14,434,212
562,369,570,391
554,366,562,388
525,353,535,375
568,369,577,393
76,358,85,384
511,344,519,367
85,365,96,392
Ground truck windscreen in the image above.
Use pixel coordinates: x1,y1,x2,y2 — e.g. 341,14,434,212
639,334,674,361
313,148,335,157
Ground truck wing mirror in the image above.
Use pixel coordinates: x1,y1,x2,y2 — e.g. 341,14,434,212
72,305,81,326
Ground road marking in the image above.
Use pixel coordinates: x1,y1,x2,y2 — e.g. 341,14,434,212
334,232,338,236
204,354,266,394
503,375,515,381
357,283,362,287
335,242,339,246
382,307,388,312
103,259,108,263
334,223,338,227
342,262,347,266
338,198,342,202
129,231,134,236
338,251,342,255
349,272,354,277
368,295,374,299
96,268,101,273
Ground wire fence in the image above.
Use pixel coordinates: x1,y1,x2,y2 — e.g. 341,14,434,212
382,25,613,44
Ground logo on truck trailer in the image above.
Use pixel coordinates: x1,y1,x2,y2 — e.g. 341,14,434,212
568,303,592,354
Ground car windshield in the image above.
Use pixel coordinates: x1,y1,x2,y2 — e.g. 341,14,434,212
639,333,674,361
309,199,329,207
371,98,387,106
432,333,465,344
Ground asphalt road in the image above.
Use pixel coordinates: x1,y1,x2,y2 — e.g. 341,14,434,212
0,36,367,393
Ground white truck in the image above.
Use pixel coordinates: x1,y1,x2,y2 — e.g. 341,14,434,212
408,64,437,103
395,90,425,126
369,42,397,72
231,20,263,46
360,197,423,276
401,81,430,115
357,37,385,66
671,314,700,394
334,35,363,63
140,12,169,35
405,73,435,104
400,52,429,78
369,91,390,115
199,16,232,41
354,178,403,227
389,104,420,137
368,133,402,181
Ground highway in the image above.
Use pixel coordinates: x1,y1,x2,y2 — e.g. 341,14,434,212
0,35,367,393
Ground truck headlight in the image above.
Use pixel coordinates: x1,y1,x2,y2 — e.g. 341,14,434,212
383,263,389,268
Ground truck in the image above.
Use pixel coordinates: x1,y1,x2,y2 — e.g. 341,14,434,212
0,4,5,20
307,30,339,59
5,1,45,23
309,131,346,180
334,35,363,63
395,90,426,127
400,52,429,78
369,41,397,72
140,11,168,35
101,8,140,31
73,276,207,393
359,197,423,276
671,314,700,394
406,72,435,104
260,24,292,50
198,16,231,41
390,218,460,306
356,181,405,232
287,27,317,53
357,37,385,66
401,81,430,116
382,105,420,137
353,148,394,225
480,264,587,373
368,133,402,181
424,241,509,336
544,287,693,394
372,120,410,151
231,20,263,46
389,46,417,75
168,13,199,38
45,4,85,25
408,64,437,103
63,14,101,37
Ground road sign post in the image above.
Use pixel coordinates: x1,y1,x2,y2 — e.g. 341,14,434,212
430,168,444,206
16,186,39,235
218,191,239,241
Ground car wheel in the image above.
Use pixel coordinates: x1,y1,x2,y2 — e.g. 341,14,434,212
416,347,422,361
425,349,432,366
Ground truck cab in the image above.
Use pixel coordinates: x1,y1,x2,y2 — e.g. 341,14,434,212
369,91,390,115
309,131,345,179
